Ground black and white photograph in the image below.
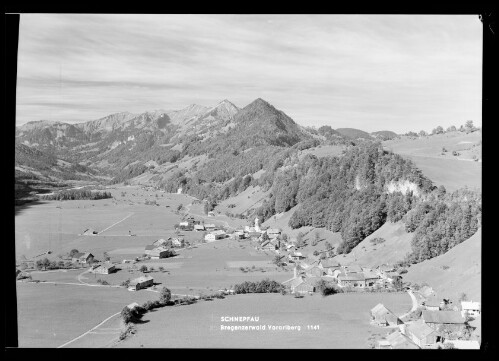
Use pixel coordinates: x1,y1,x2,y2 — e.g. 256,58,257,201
10,13,487,349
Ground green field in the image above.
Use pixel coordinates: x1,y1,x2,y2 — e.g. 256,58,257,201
16,282,154,348
117,292,412,348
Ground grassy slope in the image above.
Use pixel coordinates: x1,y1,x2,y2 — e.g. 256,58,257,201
403,228,481,302
337,221,413,267
383,131,481,192
116,292,412,349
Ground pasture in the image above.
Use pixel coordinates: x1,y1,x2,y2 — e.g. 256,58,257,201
16,282,154,348
116,292,412,348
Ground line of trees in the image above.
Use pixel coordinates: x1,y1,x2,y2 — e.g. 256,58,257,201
40,189,112,201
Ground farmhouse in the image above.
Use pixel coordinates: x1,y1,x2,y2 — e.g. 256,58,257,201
208,211,216,217
383,331,420,349
92,263,116,274
318,258,341,274
461,301,481,317
294,280,315,294
282,276,306,292
149,247,173,259
247,231,262,240
129,275,154,291
72,252,94,264
179,222,193,231
194,224,205,232
233,231,245,239
403,320,441,347
362,269,381,287
260,240,277,251
337,272,366,288
205,230,226,242
370,303,403,326
289,252,304,261
205,224,216,231
422,310,467,332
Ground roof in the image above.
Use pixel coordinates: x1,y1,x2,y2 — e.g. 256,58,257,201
96,263,115,270
443,340,480,349
153,239,167,244
320,259,341,268
130,275,154,284
422,310,466,324
267,228,281,234
194,225,205,229
73,252,85,258
282,276,305,288
339,272,365,281
461,301,481,311
386,331,420,349
204,224,216,228
406,319,439,340
211,230,225,236
145,245,156,250
81,252,93,259
371,303,397,318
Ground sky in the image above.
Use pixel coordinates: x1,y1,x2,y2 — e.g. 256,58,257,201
16,14,482,133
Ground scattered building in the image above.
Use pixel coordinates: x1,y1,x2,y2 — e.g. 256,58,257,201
92,263,116,274
461,301,481,318
318,259,341,275
423,295,445,311
129,275,154,291
403,320,442,347
153,238,169,247
370,303,403,327
172,238,184,248
149,247,173,259
205,224,216,231
422,310,467,332
289,252,304,261
194,224,205,232
72,252,94,264
337,272,366,288
205,230,226,242
343,264,363,274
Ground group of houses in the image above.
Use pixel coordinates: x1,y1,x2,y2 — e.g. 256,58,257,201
376,289,481,350
281,258,404,295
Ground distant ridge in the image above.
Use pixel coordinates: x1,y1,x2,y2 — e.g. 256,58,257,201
335,128,374,140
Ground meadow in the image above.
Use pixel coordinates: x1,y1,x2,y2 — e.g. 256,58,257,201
116,292,412,348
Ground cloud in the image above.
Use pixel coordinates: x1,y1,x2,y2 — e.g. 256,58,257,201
16,14,482,132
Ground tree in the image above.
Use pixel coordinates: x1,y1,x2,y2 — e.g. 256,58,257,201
464,120,475,133
281,233,288,242
177,203,183,212
432,126,444,135
121,306,133,324
325,241,333,251
446,125,457,132
159,287,172,304
69,249,79,258
419,130,427,137
139,265,148,273
296,232,304,247
103,252,110,262
312,231,320,246
458,292,468,302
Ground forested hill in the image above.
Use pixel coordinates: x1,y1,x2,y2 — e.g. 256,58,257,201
254,142,435,253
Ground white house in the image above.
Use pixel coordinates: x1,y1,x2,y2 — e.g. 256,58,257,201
205,230,226,242
461,301,481,317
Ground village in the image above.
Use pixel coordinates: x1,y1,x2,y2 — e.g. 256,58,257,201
16,207,481,349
